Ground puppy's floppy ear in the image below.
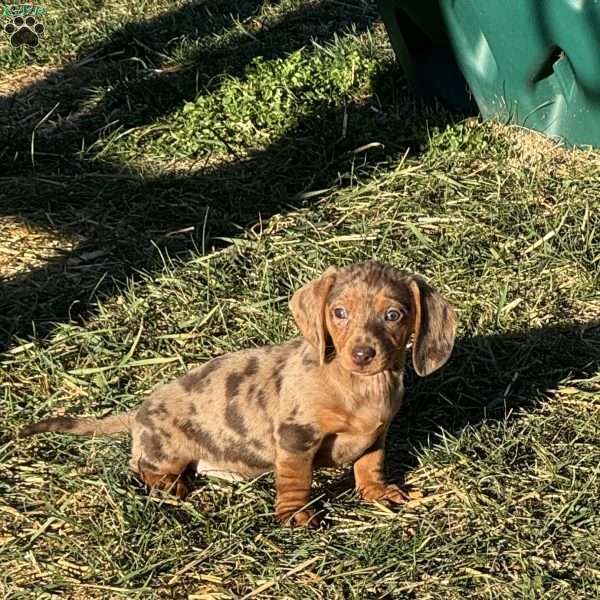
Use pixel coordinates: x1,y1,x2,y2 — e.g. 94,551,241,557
408,275,457,376
289,267,337,365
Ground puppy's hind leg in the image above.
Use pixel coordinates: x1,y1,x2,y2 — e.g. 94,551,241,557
129,429,191,499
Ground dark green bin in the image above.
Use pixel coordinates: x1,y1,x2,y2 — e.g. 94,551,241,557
378,0,600,147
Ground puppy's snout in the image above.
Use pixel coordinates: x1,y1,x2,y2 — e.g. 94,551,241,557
351,345,376,366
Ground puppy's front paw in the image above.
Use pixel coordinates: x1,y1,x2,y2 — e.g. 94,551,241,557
359,483,410,505
276,508,322,529
142,471,189,499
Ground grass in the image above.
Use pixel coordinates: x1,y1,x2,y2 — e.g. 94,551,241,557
1,0,600,598
110,34,381,163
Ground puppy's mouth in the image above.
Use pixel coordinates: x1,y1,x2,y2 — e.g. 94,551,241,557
346,360,391,376
353,366,387,376
352,368,383,376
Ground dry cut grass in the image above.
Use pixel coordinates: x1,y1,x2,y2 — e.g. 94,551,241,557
1,0,599,598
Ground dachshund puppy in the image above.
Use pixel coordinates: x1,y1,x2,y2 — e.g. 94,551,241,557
22,261,456,527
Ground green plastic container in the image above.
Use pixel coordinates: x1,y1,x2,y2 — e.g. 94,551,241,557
378,0,600,147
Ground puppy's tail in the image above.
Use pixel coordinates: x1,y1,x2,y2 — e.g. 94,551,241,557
20,410,137,438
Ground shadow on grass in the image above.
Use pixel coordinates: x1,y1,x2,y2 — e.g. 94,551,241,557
385,319,600,479
319,320,599,502
0,0,374,162
0,1,461,351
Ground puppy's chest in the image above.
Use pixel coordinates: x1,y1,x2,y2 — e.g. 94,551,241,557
349,398,397,443
315,409,385,468
345,376,404,433
315,382,404,468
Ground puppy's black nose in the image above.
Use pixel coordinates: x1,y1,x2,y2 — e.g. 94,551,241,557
351,345,376,366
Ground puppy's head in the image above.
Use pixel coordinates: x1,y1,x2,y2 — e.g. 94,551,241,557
290,261,456,376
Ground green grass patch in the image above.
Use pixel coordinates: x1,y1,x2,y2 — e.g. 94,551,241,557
111,33,381,161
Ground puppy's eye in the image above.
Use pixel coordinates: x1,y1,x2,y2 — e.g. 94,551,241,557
333,307,348,319
384,308,403,322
